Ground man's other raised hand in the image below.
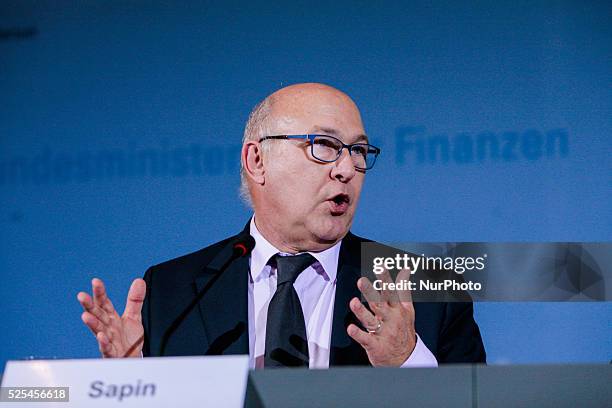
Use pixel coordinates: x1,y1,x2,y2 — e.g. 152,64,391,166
77,278,146,358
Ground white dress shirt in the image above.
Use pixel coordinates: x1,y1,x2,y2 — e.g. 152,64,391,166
247,217,438,369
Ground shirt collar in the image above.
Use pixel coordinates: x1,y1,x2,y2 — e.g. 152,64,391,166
249,216,341,283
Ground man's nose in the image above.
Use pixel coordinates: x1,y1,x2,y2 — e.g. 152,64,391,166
330,148,356,182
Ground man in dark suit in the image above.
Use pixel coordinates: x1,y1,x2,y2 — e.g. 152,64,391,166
77,83,485,367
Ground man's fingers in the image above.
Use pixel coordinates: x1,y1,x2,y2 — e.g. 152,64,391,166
77,291,94,309
396,268,414,309
378,268,399,304
357,277,390,317
81,311,107,336
77,292,110,325
357,277,381,304
80,278,145,359
349,297,379,331
92,278,116,314
347,324,375,351
123,278,146,320
96,332,114,357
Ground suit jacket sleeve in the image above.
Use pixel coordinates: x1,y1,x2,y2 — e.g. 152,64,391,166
437,301,486,363
141,266,153,357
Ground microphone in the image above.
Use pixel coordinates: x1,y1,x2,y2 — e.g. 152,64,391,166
158,233,255,356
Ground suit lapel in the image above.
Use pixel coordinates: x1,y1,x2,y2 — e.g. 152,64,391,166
194,232,250,356
329,232,370,366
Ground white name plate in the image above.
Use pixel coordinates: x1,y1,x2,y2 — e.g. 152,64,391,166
1,355,249,407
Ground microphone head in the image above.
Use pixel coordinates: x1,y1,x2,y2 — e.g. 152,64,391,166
233,234,256,257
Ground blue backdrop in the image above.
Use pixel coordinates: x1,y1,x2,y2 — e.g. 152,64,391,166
1,1,610,368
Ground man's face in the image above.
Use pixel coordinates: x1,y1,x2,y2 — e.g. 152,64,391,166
254,85,367,252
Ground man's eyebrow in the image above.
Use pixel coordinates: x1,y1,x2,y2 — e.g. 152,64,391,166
311,126,339,136
353,134,369,143
311,126,369,143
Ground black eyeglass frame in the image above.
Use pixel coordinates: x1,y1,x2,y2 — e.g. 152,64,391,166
258,134,381,170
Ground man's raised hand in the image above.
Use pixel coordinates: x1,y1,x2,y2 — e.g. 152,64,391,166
77,278,146,358
347,268,416,367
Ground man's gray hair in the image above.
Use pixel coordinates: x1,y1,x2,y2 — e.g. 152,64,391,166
239,96,274,207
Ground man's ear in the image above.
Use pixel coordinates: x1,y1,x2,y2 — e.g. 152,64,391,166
242,141,265,185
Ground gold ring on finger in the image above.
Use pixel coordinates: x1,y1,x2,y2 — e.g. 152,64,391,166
367,319,383,334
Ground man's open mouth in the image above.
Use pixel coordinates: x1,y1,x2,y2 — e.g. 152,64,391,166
328,194,350,215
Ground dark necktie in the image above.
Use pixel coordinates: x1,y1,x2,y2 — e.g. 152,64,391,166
264,253,315,368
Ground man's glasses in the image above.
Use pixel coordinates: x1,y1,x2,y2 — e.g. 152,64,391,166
258,134,381,170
